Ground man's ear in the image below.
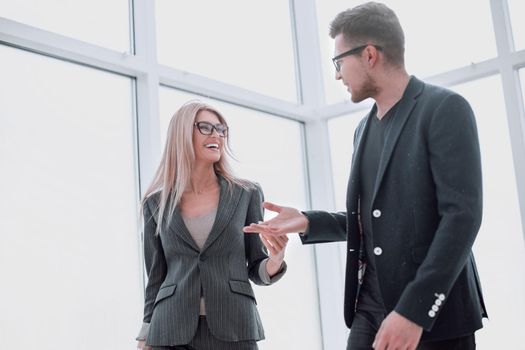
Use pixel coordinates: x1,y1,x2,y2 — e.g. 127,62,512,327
365,45,381,67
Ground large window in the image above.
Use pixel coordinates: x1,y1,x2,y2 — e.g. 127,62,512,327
155,0,298,102
327,111,367,274
2,2,525,349
508,0,525,51
0,0,130,51
450,76,525,349
0,45,141,350
327,112,365,211
157,88,322,350
520,69,525,102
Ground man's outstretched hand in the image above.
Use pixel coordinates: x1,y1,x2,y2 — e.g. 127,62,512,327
243,202,309,235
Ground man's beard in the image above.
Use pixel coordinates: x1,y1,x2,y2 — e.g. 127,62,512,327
350,72,378,103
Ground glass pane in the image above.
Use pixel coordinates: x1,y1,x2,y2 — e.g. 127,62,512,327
508,0,525,51
327,110,368,279
317,0,497,104
328,112,366,211
0,0,130,52
521,69,525,101
158,87,322,350
450,75,525,349
0,45,141,349
155,0,297,102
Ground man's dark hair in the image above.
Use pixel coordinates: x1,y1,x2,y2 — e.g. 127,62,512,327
329,2,405,67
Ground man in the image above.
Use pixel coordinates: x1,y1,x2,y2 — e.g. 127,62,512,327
244,2,487,350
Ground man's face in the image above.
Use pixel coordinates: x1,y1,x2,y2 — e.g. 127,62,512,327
333,34,376,103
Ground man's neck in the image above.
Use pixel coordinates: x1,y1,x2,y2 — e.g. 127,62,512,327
374,71,411,119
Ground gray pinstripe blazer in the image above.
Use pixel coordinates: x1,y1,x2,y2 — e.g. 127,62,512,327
141,178,285,347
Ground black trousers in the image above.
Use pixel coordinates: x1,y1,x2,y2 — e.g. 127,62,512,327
153,316,258,350
347,310,476,350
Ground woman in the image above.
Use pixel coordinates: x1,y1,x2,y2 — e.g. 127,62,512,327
136,100,288,350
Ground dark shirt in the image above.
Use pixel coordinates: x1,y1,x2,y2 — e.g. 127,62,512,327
357,103,399,313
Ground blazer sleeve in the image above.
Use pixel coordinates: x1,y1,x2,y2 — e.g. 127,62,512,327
244,183,287,285
142,198,168,324
395,93,483,331
300,210,347,244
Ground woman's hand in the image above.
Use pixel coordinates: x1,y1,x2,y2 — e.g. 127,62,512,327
137,340,151,350
260,234,289,277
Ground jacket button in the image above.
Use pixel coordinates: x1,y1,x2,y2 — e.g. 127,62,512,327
428,310,436,318
373,247,383,256
372,209,382,218
435,299,442,306
431,305,439,312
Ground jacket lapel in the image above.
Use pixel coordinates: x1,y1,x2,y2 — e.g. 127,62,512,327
201,177,242,253
164,177,242,253
347,111,373,209
371,76,424,202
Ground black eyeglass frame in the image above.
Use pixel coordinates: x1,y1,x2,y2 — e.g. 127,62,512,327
332,44,383,72
194,121,229,137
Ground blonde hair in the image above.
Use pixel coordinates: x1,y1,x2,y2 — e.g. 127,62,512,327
142,100,250,234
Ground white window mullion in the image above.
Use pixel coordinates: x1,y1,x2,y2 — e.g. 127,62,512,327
491,0,525,242
0,17,145,76
158,65,308,122
132,0,161,193
291,0,348,349
131,0,161,294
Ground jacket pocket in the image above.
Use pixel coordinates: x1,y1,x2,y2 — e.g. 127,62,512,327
154,283,177,306
229,280,256,303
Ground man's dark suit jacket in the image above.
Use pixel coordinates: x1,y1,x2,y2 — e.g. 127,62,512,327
141,179,284,346
302,76,487,342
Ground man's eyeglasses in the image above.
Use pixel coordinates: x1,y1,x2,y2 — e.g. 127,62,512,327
194,121,228,137
332,44,382,72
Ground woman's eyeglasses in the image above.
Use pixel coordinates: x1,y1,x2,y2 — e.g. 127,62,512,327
194,122,228,137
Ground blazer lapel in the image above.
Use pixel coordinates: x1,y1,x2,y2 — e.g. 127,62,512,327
201,177,242,253
347,110,374,209
352,112,373,169
371,76,424,202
